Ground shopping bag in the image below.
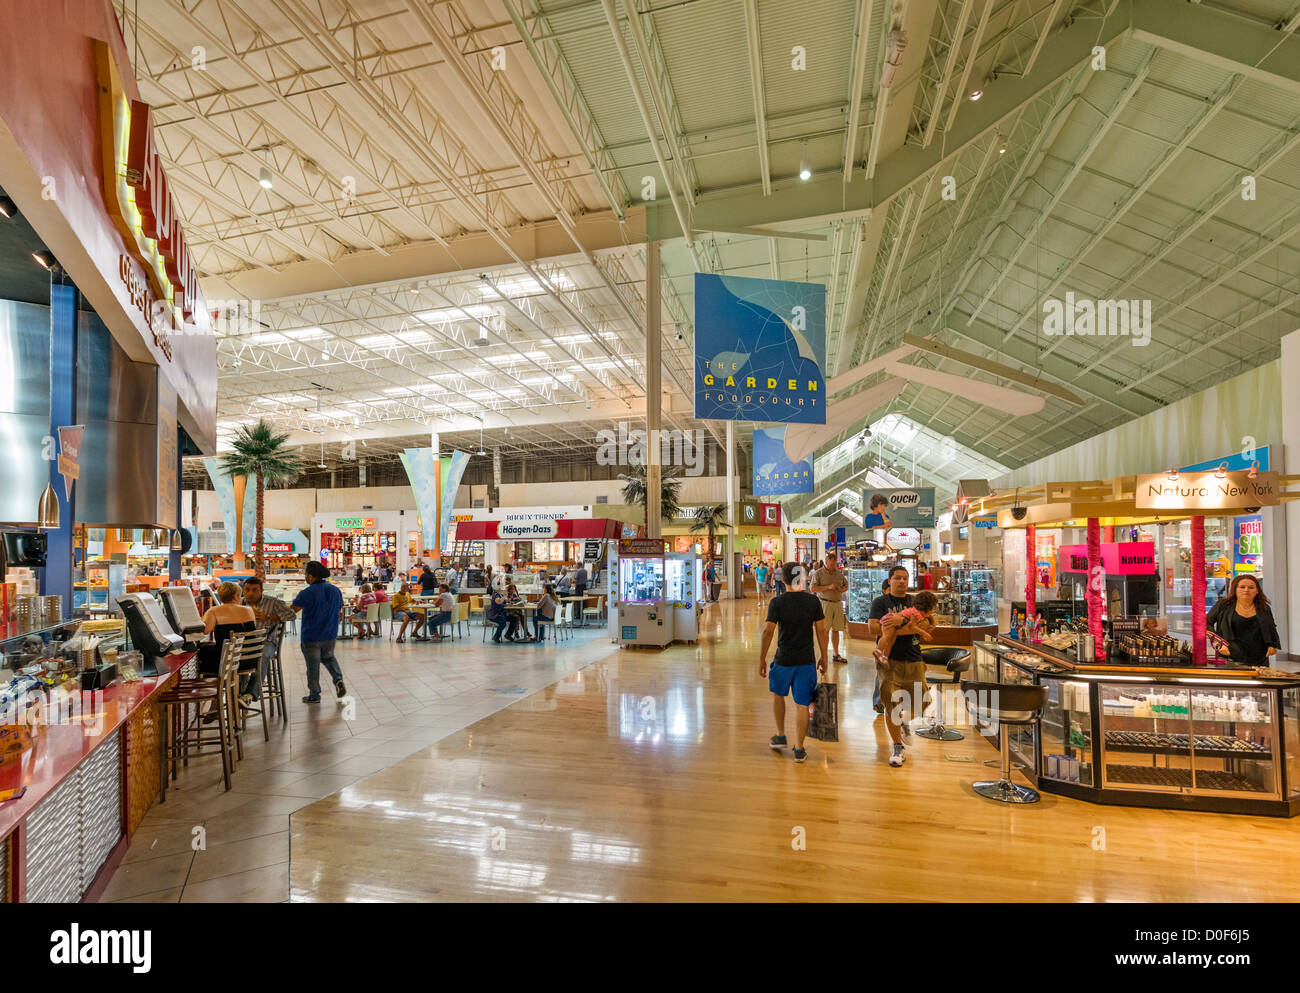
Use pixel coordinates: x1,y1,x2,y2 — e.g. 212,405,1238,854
806,681,839,742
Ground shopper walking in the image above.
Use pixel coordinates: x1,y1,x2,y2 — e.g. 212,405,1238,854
811,553,850,663
418,564,437,596
1207,575,1280,666
292,561,347,705
869,565,932,766
759,561,829,763
754,560,769,605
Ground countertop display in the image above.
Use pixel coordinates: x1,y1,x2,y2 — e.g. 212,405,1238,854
971,638,1300,815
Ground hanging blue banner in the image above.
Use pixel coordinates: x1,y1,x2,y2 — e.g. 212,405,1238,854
694,273,826,424
753,427,814,495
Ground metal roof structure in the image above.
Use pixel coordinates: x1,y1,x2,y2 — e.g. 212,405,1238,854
122,0,1300,483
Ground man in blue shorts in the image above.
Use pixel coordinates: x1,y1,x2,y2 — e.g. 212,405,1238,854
759,561,828,763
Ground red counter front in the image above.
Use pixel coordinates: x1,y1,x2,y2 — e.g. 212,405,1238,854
0,651,192,902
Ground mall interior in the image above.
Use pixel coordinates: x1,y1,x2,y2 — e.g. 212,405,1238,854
1,0,1299,907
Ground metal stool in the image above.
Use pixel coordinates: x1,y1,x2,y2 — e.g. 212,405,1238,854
915,647,971,741
962,680,1048,804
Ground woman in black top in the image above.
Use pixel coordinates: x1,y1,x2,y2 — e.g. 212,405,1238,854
418,565,438,595
197,582,257,675
1206,575,1280,666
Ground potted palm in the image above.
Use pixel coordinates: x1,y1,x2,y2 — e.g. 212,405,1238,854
219,419,301,581
618,461,683,536
688,503,728,559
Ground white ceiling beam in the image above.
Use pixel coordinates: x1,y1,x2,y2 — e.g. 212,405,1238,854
742,0,772,195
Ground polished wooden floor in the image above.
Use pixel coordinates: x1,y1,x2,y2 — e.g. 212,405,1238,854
288,599,1300,902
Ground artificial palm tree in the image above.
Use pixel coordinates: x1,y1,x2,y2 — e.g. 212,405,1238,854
618,461,683,534
219,419,301,580
688,503,728,559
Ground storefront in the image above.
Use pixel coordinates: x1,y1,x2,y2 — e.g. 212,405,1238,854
975,468,1300,815
786,518,828,564
0,3,216,901
310,511,412,578
452,517,622,592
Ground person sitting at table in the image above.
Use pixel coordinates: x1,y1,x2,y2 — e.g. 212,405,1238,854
349,583,379,638
198,581,257,675
533,584,558,641
422,584,456,641
488,586,519,643
391,583,424,643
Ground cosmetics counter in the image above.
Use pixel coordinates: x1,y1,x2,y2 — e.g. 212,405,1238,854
971,637,1300,816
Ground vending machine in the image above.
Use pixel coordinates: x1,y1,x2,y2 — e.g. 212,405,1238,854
610,539,672,648
665,548,703,643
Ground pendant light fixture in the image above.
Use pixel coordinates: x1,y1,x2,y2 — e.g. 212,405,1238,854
476,415,487,456
171,528,183,551
37,267,60,529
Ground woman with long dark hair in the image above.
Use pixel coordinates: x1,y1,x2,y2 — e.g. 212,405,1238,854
1206,575,1280,666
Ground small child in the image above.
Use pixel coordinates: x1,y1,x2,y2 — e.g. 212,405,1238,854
873,591,938,666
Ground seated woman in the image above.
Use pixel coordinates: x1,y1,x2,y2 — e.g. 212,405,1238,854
349,583,379,638
533,585,558,641
391,583,424,643
198,582,257,676
424,584,457,640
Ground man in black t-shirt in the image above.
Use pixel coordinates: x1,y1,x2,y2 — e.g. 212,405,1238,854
869,565,933,767
759,562,829,763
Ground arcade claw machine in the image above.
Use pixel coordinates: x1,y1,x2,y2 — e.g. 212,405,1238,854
609,539,673,647
666,547,702,643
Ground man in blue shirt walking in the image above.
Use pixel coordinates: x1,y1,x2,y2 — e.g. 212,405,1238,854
292,561,347,705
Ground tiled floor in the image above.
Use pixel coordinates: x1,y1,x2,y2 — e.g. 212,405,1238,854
99,621,621,903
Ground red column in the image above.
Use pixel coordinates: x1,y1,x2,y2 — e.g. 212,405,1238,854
1086,518,1104,660
1025,523,1037,636
1191,516,1207,665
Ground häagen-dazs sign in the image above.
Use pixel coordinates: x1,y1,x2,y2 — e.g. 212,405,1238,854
500,520,558,539
1135,470,1279,511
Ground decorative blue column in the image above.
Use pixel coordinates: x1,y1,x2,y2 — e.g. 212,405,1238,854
169,426,182,582
40,283,77,608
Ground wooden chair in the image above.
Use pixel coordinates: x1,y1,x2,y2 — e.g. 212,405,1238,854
261,632,288,722
231,629,270,747
159,635,242,791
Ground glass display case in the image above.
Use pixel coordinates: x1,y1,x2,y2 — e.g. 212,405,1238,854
0,618,83,673
974,637,1300,814
846,566,892,624
933,566,997,627
664,557,698,604
1039,677,1094,787
1099,682,1278,796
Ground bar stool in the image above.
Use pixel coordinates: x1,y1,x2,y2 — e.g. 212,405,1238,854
961,680,1048,804
159,636,241,791
915,647,971,741
261,633,287,722
232,629,269,746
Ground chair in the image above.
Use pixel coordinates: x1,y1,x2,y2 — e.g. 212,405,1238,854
231,629,270,747
262,633,287,722
582,595,604,627
961,680,1049,804
159,635,243,791
456,600,470,637
915,647,972,741
468,595,485,627
378,601,393,638
556,602,575,641
363,601,380,638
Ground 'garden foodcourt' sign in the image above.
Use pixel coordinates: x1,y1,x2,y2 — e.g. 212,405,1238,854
1135,470,1279,511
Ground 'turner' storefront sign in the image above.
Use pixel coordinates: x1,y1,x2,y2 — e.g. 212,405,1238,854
95,41,200,346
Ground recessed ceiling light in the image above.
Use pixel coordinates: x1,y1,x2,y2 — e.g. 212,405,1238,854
32,249,58,270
